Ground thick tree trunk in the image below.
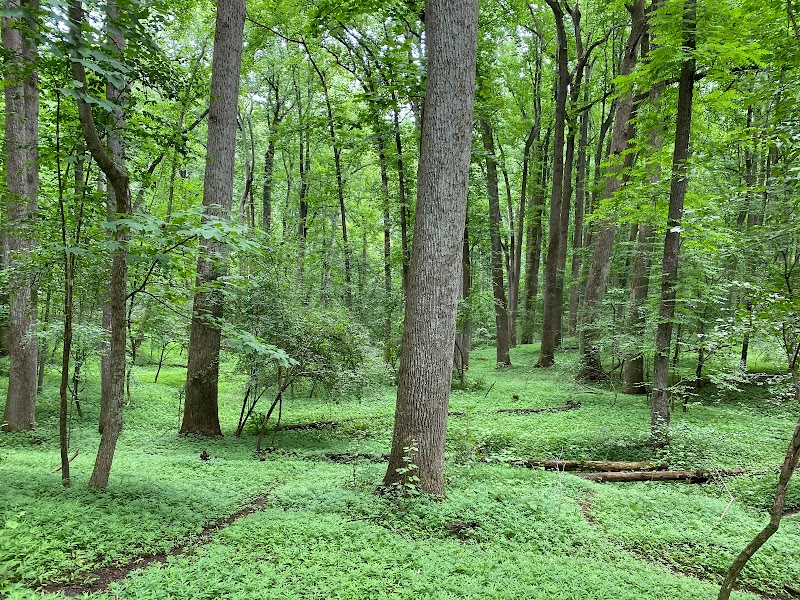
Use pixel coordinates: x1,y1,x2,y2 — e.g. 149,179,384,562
481,119,512,367
182,0,245,436
651,0,697,447
383,0,478,495
2,0,39,432
537,0,569,367
577,0,646,380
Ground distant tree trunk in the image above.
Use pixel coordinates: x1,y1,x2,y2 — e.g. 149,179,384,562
568,66,591,336
536,0,569,368
2,0,39,432
383,0,478,495
651,0,697,447
262,83,282,232
454,223,472,387
37,288,50,393
622,221,654,394
294,72,310,285
622,68,663,395
391,98,410,294
521,127,550,344
480,119,512,367
378,135,393,361
577,0,646,380
182,0,245,437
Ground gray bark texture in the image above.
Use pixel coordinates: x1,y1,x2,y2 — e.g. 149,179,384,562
383,0,478,495
2,0,39,432
182,0,245,436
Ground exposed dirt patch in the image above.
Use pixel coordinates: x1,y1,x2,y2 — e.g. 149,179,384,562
40,492,272,597
577,492,598,526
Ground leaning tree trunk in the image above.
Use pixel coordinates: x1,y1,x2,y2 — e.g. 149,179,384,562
537,0,569,368
182,0,245,436
718,364,800,599
651,0,696,447
480,119,511,367
576,0,646,381
2,0,39,432
383,0,478,496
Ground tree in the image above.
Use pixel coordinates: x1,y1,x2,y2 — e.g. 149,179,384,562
650,0,697,447
2,0,39,432
383,0,478,495
182,0,246,436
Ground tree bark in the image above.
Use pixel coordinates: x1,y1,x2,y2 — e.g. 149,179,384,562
182,0,245,436
481,119,512,367
577,0,646,381
454,221,472,387
521,127,549,344
383,0,478,495
2,0,39,432
651,0,697,447
536,0,569,367
568,66,591,336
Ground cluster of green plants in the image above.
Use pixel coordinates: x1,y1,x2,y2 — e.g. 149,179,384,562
1,344,798,599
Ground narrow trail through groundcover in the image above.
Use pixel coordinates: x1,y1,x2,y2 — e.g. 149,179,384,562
39,492,272,597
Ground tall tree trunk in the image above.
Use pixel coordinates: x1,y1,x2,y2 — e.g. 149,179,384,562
182,0,245,436
568,66,591,336
536,0,569,368
2,0,39,432
651,0,697,447
383,0,478,495
521,127,549,344
378,135,393,361
481,119,512,367
576,0,646,380
622,77,663,394
261,84,282,232
68,0,131,487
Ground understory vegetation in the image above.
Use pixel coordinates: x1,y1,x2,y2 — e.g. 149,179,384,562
1,344,797,600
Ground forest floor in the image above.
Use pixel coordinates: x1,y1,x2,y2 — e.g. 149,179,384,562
1,344,799,599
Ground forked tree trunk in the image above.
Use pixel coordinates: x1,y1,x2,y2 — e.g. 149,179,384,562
182,0,245,436
651,0,697,447
383,0,478,495
2,0,39,432
480,119,512,367
68,0,131,488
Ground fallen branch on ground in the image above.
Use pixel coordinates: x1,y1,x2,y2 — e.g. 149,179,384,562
512,459,668,472
496,400,581,415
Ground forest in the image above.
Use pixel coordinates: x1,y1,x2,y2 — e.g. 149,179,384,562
0,0,799,598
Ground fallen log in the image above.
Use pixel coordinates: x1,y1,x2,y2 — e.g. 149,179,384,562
512,459,669,472
578,470,711,483
496,400,581,415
